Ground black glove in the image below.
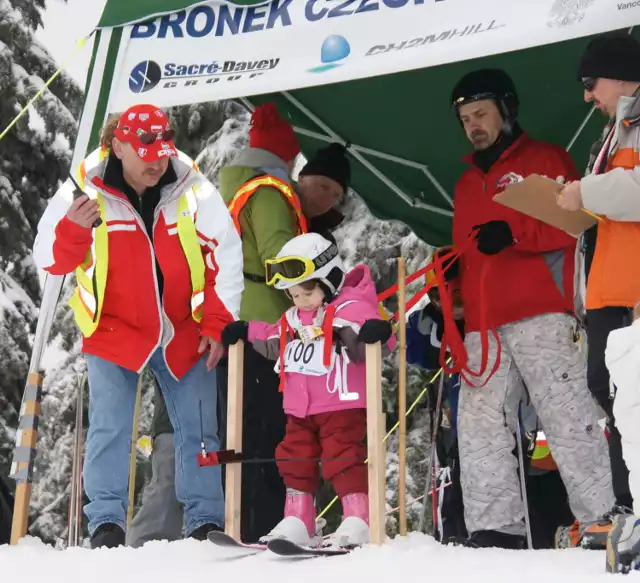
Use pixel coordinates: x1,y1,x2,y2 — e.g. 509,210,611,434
472,220,514,255
434,248,459,282
358,319,393,344
221,321,249,347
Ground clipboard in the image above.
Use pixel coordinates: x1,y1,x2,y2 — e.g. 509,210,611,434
493,174,598,238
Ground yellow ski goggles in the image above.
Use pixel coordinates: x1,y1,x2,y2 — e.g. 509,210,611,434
265,243,339,286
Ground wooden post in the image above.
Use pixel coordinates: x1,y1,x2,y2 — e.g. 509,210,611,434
127,375,144,531
10,372,44,545
397,257,407,536
366,342,386,545
225,341,244,540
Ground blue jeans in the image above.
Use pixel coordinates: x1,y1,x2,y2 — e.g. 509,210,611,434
83,349,224,536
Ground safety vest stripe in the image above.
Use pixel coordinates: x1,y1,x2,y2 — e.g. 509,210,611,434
77,286,97,317
191,291,205,315
107,223,137,233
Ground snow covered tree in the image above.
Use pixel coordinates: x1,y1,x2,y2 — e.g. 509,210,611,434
0,0,82,483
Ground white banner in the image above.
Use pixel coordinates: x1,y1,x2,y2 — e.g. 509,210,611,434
108,0,640,111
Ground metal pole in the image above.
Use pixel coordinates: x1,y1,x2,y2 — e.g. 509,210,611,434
418,372,446,534
515,412,533,550
126,375,144,532
74,373,85,546
397,258,407,536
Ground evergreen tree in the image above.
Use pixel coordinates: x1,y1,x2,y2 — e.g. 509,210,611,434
0,0,82,479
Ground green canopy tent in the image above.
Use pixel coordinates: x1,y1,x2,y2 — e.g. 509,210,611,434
81,0,639,246
9,0,640,525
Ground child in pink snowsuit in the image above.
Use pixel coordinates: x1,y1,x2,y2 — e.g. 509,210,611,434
221,233,396,548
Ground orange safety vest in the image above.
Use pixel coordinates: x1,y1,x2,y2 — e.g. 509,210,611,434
227,174,308,236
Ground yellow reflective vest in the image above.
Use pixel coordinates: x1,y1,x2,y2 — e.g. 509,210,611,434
69,146,205,337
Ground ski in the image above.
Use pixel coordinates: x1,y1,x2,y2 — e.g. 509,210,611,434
266,537,352,558
207,530,268,556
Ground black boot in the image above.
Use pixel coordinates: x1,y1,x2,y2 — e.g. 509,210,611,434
91,523,125,549
448,529,527,550
188,523,223,541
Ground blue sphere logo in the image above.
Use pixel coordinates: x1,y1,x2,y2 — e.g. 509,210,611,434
309,36,350,73
321,35,351,64
129,60,162,94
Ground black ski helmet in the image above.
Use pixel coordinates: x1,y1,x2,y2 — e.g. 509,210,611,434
451,68,519,122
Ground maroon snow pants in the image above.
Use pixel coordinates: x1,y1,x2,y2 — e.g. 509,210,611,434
275,409,368,497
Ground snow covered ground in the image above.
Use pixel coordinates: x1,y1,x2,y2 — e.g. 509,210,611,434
0,533,615,583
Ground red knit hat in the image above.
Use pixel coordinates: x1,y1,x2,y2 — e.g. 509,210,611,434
249,102,300,163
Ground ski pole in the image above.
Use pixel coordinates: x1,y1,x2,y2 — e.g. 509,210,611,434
418,371,446,534
67,373,85,547
74,373,85,547
127,375,144,532
515,408,533,550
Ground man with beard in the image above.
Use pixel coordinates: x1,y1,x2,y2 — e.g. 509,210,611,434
445,69,614,549
33,104,243,549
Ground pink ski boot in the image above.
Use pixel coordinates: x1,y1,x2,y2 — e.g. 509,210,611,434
326,493,370,548
260,489,321,546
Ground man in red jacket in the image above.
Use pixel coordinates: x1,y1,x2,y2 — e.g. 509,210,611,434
447,69,613,549
33,104,243,549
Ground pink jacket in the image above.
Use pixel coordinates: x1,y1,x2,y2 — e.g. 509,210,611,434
248,264,396,419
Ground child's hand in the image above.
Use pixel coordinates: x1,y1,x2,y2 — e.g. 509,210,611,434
358,319,393,344
221,320,249,347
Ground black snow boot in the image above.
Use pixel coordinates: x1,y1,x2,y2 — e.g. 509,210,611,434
91,523,125,549
188,523,223,541
448,529,527,550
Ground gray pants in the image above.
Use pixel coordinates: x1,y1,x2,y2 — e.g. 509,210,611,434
458,313,614,534
127,433,184,547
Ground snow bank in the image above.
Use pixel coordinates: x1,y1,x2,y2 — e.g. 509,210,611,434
0,533,611,583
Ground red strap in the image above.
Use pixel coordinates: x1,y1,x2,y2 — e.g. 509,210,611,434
434,246,502,388
278,314,289,393
379,246,461,303
322,305,336,368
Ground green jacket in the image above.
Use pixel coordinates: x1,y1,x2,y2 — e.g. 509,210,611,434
151,148,299,438
218,147,300,324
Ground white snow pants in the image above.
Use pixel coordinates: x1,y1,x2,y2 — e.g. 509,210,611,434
606,319,640,515
458,313,614,534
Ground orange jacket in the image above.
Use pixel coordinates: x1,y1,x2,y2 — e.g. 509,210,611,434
581,94,640,309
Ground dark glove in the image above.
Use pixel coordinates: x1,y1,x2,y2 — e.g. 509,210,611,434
472,220,514,255
434,248,459,282
221,321,249,347
358,319,393,344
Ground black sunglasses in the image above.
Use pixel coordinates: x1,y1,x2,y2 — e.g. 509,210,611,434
119,126,175,145
582,77,598,92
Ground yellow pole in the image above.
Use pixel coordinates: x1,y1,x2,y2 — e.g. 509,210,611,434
0,34,92,142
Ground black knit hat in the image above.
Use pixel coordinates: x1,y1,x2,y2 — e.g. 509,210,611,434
578,32,640,82
451,68,519,120
299,143,351,192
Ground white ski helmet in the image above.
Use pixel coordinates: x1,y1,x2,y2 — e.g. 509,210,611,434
265,233,346,298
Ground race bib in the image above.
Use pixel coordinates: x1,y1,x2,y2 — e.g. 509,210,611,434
281,338,334,376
